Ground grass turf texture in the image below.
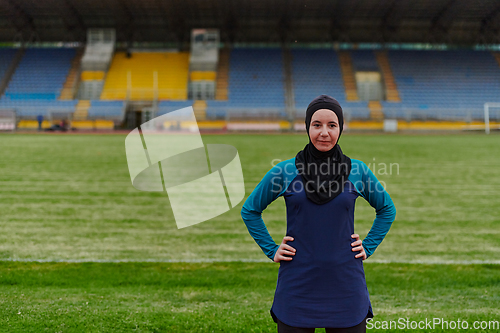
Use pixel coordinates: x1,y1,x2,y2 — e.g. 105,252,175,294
1,262,499,332
0,133,499,262
0,133,499,331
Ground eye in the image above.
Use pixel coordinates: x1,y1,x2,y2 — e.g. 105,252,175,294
330,124,337,128
313,124,320,127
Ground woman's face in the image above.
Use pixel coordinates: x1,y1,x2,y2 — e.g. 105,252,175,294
309,109,340,152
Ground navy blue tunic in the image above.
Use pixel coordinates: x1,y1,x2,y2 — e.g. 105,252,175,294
241,158,396,328
271,175,372,328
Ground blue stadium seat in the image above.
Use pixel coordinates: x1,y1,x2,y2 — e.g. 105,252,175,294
206,100,228,118
350,50,379,71
387,50,500,120
157,101,194,116
87,100,126,118
227,48,286,117
3,48,75,100
0,99,77,118
0,48,77,118
291,48,369,119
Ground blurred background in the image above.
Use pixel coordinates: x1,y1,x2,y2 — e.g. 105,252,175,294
0,0,500,132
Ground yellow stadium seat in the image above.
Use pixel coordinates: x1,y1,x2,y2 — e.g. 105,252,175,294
81,71,105,81
100,52,190,100
190,71,216,81
17,120,51,129
71,120,94,129
94,120,114,129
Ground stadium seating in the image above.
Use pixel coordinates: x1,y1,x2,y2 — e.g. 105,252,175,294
0,99,78,118
0,48,77,118
157,100,193,116
227,48,286,117
87,100,125,119
350,50,379,71
206,100,230,119
385,50,500,120
100,52,189,100
3,48,75,100
291,49,370,119
2,46,500,123
0,48,17,83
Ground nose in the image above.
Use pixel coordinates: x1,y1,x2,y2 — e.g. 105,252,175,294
320,125,329,136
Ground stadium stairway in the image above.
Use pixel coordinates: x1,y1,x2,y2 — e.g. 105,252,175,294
215,49,229,100
283,48,295,119
190,71,216,100
493,52,500,68
73,100,90,120
100,52,189,100
0,48,24,97
59,48,84,100
78,71,105,100
368,101,384,120
193,100,207,120
376,51,401,102
338,51,359,101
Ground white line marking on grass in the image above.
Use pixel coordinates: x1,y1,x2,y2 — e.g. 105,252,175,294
0,258,499,264
368,259,500,265
0,258,272,263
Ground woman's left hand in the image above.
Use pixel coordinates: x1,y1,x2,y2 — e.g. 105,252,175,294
351,234,367,260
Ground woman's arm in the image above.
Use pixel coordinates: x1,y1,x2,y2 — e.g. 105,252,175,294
240,160,294,261
352,160,397,258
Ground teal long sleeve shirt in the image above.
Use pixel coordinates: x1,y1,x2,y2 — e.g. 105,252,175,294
240,157,396,261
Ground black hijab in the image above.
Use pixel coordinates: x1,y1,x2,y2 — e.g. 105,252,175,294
295,95,351,205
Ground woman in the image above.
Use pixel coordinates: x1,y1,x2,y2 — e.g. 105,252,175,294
240,95,396,333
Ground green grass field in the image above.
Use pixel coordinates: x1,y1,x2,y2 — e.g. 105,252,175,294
0,133,499,332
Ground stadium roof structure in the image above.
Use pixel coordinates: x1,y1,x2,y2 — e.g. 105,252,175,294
1,0,500,45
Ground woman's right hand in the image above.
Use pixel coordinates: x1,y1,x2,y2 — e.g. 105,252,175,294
273,236,296,262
